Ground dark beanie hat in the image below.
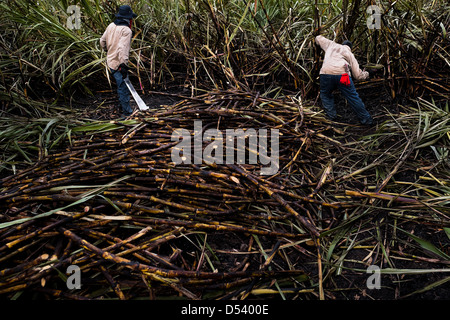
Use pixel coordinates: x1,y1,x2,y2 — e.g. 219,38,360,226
342,40,353,49
115,5,137,19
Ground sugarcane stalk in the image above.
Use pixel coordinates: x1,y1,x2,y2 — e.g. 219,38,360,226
0,253,49,278
132,216,304,239
79,227,183,271
59,227,305,279
344,190,422,205
228,164,320,236
0,206,91,253
98,264,126,300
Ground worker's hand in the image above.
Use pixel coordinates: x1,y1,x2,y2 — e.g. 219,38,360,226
362,69,370,80
119,63,128,79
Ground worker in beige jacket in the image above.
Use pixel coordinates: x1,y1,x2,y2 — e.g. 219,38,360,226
315,35,373,125
100,5,136,118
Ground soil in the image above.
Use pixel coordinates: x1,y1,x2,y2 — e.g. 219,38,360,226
70,85,190,121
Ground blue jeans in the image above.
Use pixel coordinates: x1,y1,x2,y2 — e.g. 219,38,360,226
111,68,133,116
319,74,373,125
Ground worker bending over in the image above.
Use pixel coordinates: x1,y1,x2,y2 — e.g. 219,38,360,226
315,35,373,126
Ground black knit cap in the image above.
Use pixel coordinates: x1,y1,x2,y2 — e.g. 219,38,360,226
342,40,353,49
115,5,137,19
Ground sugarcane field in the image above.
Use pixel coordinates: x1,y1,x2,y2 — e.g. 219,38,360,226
1,0,449,305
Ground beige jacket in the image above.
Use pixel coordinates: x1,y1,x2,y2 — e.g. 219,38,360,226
315,35,368,80
100,22,132,70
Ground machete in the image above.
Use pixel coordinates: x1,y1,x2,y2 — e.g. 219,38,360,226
124,76,149,111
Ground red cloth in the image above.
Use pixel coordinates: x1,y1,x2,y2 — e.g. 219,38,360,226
340,73,350,86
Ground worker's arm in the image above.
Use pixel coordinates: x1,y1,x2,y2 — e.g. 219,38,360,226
100,29,107,51
346,52,369,80
315,35,333,52
118,28,132,66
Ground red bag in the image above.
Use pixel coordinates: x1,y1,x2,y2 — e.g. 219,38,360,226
340,73,350,86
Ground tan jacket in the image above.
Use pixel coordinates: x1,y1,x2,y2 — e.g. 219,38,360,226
315,35,368,80
100,22,132,70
